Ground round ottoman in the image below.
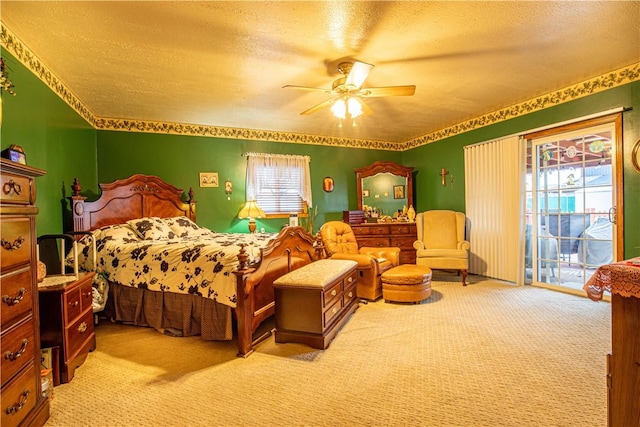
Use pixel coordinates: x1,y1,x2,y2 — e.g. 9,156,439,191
381,264,432,303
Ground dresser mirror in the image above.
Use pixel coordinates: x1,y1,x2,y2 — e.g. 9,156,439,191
355,161,414,216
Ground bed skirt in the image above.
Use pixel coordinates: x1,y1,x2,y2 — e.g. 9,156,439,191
103,283,233,340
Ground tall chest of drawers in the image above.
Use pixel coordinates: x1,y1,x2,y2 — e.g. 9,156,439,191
0,159,49,427
350,222,417,264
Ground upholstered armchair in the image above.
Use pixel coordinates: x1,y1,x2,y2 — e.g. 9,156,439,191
319,221,400,300
413,210,470,286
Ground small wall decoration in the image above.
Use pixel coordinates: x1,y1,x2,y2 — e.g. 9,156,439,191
632,138,640,174
362,189,370,198
199,172,219,188
322,176,334,192
393,185,405,199
225,179,233,199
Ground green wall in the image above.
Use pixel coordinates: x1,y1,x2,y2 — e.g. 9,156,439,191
0,51,98,235
402,81,640,258
96,131,400,233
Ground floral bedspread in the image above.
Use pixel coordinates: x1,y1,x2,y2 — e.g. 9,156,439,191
74,218,277,309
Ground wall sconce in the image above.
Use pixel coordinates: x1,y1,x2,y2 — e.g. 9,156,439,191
225,179,232,200
439,167,450,187
238,200,266,233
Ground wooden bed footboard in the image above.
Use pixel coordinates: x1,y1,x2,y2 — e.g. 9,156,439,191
233,226,323,357
70,174,322,357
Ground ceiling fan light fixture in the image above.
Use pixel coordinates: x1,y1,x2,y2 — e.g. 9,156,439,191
331,98,347,119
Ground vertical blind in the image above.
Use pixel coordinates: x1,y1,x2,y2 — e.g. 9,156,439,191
464,136,525,284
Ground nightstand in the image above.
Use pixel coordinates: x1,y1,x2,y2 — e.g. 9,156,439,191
38,272,96,385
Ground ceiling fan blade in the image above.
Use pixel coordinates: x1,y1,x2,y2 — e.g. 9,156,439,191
300,98,336,115
282,84,332,94
345,61,374,89
355,98,374,116
360,85,416,97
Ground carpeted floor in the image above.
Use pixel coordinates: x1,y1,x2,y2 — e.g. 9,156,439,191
44,275,611,427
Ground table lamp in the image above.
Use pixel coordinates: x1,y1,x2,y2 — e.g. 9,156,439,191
238,200,266,233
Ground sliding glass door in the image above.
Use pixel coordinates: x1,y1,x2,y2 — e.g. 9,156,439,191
525,115,622,294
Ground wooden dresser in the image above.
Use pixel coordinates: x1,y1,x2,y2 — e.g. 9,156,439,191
350,222,417,264
39,272,96,385
274,259,358,350
0,158,49,427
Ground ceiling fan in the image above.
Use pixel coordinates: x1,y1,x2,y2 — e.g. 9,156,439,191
283,61,416,124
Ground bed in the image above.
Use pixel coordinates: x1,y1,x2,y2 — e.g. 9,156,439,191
69,174,321,356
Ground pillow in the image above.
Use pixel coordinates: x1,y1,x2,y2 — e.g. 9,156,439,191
96,224,139,241
126,217,177,240
163,216,211,238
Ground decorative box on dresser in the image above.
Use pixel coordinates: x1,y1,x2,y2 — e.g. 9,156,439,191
0,158,49,427
38,272,95,385
349,222,417,264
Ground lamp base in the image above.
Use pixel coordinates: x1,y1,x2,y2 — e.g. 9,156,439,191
248,219,257,233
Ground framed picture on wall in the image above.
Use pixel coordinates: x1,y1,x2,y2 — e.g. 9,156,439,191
199,172,219,187
393,185,405,199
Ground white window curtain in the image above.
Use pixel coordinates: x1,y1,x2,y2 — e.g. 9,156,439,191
245,152,312,209
464,136,526,284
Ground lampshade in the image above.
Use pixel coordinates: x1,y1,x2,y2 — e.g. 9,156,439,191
238,200,266,233
331,97,363,127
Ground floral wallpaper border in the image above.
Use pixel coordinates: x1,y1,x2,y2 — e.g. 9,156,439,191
2,23,639,152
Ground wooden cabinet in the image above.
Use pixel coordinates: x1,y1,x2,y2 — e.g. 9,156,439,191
274,259,358,349
350,222,417,264
39,272,96,385
608,292,640,427
0,158,49,427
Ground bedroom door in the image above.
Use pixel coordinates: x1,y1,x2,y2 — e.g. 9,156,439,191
525,114,622,294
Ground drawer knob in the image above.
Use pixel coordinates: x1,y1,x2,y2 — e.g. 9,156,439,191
347,291,353,298
4,339,28,361
2,288,27,306
347,277,353,283
5,389,29,415
330,289,337,296
2,180,22,196
1,236,25,251
332,307,338,314
78,322,88,333
70,301,79,308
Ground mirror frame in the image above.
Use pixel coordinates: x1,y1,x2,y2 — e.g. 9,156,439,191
355,161,414,210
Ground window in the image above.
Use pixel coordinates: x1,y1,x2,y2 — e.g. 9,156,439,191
245,153,312,217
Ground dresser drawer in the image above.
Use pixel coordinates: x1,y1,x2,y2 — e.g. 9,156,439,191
79,278,94,312
399,251,416,265
343,270,357,289
322,281,342,309
0,173,32,205
390,224,416,235
1,318,35,385
1,268,33,328
323,298,343,328
390,236,416,249
64,287,83,324
65,308,94,359
0,218,32,271
0,361,38,427
352,225,390,235
342,283,357,306
357,237,390,248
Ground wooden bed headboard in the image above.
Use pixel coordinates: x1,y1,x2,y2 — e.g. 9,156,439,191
71,174,196,232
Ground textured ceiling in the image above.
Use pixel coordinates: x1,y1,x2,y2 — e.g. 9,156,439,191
1,1,639,147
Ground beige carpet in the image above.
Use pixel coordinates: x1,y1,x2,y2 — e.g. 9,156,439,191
44,275,611,427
